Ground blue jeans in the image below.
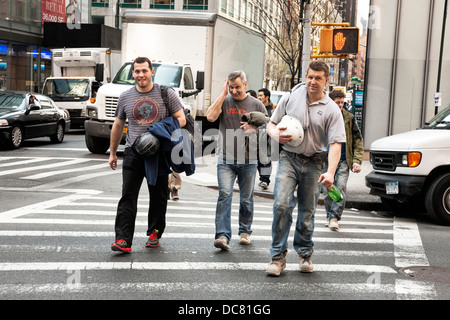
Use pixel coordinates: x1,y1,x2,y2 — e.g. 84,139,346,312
215,158,257,241
323,159,349,221
270,151,323,258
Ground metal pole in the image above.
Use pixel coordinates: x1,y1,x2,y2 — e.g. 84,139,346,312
301,1,311,82
436,0,448,115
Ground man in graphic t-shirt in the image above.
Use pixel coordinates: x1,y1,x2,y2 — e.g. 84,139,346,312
206,70,268,250
108,57,186,253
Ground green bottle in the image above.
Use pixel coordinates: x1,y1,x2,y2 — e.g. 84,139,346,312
327,185,343,202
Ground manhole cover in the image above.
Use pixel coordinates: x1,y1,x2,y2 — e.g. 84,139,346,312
399,266,450,283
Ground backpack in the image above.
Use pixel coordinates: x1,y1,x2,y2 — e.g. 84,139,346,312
160,85,197,145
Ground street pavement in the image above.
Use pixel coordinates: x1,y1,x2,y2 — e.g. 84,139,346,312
182,152,384,212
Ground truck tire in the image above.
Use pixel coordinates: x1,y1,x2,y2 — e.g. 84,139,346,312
85,133,110,154
425,173,450,226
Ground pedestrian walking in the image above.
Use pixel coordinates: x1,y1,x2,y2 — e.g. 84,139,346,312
265,61,346,275
257,88,276,190
323,90,364,231
168,170,182,201
109,57,186,253
206,70,268,250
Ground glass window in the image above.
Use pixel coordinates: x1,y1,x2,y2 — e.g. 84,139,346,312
92,0,109,7
184,67,194,90
150,0,174,9
120,0,142,8
183,0,208,10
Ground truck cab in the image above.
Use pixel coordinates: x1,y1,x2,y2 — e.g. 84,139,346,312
42,48,120,129
42,76,101,128
84,60,203,154
365,104,450,225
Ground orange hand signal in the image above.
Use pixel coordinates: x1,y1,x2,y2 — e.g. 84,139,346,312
334,32,346,51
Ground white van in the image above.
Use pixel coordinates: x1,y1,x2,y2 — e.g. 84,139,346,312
365,104,450,225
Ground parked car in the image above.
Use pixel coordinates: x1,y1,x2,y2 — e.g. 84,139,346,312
0,91,71,149
365,104,450,225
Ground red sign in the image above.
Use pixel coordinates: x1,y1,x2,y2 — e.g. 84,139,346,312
41,0,66,24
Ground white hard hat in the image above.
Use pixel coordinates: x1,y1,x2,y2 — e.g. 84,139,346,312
276,115,304,147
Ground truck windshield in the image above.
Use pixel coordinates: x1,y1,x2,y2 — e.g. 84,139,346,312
423,105,450,129
43,79,90,101
112,62,182,88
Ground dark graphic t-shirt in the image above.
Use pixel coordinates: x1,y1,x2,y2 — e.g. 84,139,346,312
115,84,183,147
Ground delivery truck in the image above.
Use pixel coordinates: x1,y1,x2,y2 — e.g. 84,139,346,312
84,10,266,154
42,47,121,128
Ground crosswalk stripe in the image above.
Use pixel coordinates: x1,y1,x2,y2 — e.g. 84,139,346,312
0,261,398,273
0,245,393,257
0,230,393,244
0,282,396,296
0,158,92,176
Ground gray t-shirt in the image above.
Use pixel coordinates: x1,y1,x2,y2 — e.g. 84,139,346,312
270,83,345,156
218,94,268,162
115,84,183,147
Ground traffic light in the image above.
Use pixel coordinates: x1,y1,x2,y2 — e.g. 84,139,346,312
319,28,333,54
332,28,359,55
312,45,320,56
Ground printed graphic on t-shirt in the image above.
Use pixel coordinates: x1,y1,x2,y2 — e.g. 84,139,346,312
226,107,248,115
133,97,159,125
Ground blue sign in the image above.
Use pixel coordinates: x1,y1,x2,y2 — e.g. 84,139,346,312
354,90,363,106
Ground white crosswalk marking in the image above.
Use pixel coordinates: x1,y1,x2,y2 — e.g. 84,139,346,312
0,156,437,300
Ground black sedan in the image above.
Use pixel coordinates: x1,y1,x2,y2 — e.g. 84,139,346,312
0,91,71,149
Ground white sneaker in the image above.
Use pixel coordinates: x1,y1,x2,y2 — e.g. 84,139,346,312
213,236,229,250
329,218,339,232
239,234,251,245
299,256,314,273
258,181,268,190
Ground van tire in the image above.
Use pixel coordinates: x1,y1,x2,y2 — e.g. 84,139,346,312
425,173,450,226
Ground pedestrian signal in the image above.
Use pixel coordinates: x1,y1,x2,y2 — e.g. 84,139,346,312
332,28,359,55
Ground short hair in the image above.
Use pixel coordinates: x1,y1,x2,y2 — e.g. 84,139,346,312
307,60,330,78
132,57,153,70
258,88,271,98
228,70,247,83
246,90,257,98
329,90,346,101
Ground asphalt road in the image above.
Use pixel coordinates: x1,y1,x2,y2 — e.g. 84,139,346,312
0,131,449,306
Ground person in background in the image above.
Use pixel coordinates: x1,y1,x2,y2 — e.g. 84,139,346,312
256,88,276,190
168,171,181,201
324,90,364,231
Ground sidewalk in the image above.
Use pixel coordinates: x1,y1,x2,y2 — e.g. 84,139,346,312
181,153,384,212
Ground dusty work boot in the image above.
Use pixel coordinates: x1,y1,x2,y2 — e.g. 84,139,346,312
213,236,229,250
299,256,314,273
171,187,179,201
266,251,287,276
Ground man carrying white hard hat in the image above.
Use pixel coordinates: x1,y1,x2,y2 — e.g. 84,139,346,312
265,60,346,276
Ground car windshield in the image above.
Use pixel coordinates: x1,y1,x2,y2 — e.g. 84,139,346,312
112,62,182,88
42,79,89,101
0,92,26,112
423,105,450,129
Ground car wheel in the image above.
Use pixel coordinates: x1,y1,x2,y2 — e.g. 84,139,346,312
50,122,64,143
425,173,450,226
8,125,23,149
